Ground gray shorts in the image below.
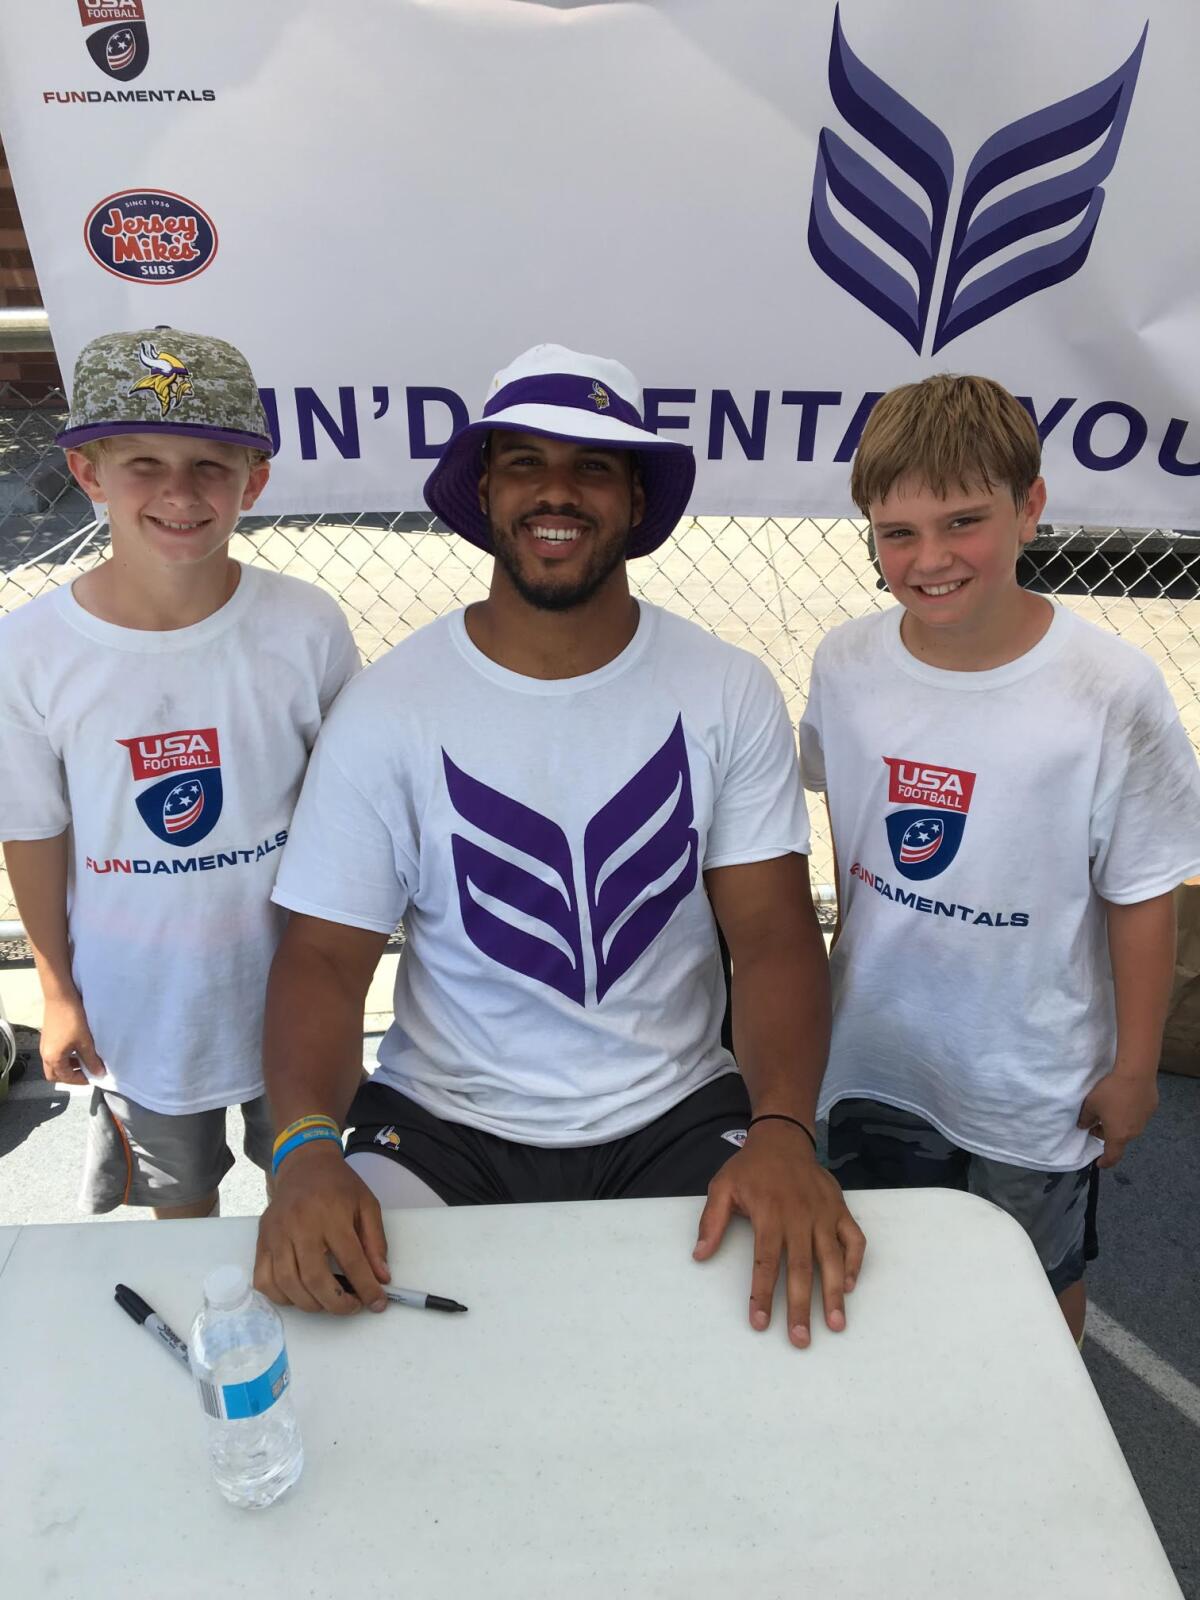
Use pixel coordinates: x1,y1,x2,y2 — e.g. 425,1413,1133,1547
827,1098,1099,1295
80,1088,274,1213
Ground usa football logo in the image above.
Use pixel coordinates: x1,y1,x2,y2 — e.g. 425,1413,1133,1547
118,727,223,848
882,756,976,881
79,3,150,84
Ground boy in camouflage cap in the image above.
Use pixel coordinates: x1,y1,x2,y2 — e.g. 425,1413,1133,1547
0,325,360,1219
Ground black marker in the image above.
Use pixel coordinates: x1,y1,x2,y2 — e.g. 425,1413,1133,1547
334,1273,467,1314
115,1283,191,1371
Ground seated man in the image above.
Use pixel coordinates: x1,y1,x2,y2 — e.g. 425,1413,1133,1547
254,343,865,1348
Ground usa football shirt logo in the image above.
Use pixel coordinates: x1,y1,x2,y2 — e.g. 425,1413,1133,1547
118,727,223,847
882,756,976,881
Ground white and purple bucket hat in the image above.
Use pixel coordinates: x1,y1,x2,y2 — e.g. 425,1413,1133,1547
423,343,696,559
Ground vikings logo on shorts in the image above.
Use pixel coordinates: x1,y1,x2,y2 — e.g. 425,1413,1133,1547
119,727,223,848
882,755,976,880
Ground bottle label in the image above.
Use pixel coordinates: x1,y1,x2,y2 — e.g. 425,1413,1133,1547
196,1347,291,1421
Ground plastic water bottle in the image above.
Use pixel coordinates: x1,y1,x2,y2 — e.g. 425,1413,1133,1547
189,1263,304,1509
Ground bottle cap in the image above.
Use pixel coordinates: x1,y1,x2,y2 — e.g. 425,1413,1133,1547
204,1264,251,1309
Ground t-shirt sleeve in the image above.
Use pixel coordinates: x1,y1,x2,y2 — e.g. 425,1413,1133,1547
704,659,811,866
272,709,413,933
318,607,361,716
1090,671,1200,904
797,651,827,793
0,656,70,840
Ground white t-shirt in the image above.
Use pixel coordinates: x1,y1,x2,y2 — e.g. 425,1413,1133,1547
0,566,359,1113
273,602,811,1144
798,605,1200,1170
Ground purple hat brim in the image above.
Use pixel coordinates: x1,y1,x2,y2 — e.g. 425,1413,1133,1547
423,419,696,559
55,420,276,456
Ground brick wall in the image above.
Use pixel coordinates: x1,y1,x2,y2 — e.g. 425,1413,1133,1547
0,136,64,393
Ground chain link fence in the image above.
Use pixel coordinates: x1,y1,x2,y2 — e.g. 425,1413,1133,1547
2,380,1198,925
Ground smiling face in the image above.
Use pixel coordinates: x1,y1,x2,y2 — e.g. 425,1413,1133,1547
478,431,645,612
67,433,270,572
870,474,1047,645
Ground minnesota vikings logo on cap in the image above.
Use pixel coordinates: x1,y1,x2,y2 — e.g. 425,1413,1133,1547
129,340,192,418
119,727,223,848
882,756,976,881
588,381,611,411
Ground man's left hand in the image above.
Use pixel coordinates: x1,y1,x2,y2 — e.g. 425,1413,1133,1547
693,1119,866,1348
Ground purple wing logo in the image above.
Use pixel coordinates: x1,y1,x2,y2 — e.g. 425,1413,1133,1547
443,717,698,1007
444,752,586,1004
584,716,699,1002
809,5,1147,353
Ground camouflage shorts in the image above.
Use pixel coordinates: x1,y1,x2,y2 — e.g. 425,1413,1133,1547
827,1098,1099,1295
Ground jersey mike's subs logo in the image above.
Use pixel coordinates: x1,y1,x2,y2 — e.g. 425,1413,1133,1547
882,755,976,881
118,727,223,848
85,190,217,283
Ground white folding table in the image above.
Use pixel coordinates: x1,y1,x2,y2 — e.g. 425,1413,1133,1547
0,1190,1182,1598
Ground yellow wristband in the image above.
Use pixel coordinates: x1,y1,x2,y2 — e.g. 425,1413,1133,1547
273,1114,339,1155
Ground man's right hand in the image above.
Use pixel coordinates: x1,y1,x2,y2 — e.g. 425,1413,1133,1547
40,992,106,1085
254,1141,391,1315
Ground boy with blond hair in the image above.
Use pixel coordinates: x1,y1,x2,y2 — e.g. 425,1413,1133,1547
799,374,1200,1339
0,327,358,1217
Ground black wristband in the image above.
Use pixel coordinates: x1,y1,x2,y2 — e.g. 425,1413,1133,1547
747,1113,817,1151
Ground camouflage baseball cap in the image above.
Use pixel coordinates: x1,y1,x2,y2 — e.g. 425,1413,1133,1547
55,326,275,455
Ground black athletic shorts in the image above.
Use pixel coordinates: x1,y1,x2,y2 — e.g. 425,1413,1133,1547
344,1072,753,1205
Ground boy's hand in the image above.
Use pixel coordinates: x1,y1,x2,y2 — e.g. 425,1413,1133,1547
39,993,106,1085
1077,1069,1159,1169
255,1141,391,1315
693,1120,866,1348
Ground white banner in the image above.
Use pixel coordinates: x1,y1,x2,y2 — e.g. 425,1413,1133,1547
1,0,1196,522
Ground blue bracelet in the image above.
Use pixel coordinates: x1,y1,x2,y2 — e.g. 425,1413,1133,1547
272,1124,343,1176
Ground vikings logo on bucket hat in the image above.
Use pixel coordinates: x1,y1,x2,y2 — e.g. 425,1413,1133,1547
55,326,275,455
423,344,696,559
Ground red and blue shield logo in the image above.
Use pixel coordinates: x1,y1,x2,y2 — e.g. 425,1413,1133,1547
136,770,223,848
882,755,977,882
885,810,966,881
119,727,223,849
86,22,150,81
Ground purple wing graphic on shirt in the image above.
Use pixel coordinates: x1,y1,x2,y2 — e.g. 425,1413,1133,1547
584,716,699,1002
443,751,586,1004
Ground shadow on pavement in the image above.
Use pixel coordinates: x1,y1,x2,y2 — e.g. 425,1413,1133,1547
0,1086,72,1163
